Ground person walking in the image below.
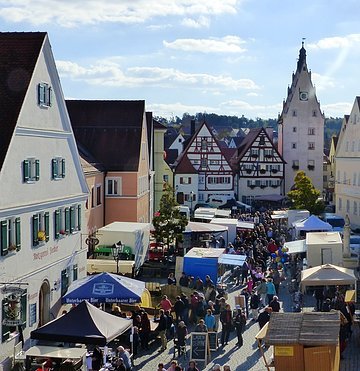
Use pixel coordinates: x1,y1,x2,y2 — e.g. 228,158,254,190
257,307,272,329
233,308,246,347
156,309,167,351
256,278,267,307
140,312,151,350
174,296,185,324
249,290,260,321
220,304,233,346
204,309,216,332
269,295,281,312
266,278,276,305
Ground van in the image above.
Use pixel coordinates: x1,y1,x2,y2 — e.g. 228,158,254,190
320,213,345,232
177,205,190,219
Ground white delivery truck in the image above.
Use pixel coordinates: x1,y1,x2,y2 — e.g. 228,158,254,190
95,222,151,274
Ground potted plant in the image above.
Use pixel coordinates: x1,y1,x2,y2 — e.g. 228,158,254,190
8,244,17,252
249,185,256,189
260,185,267,189
246,169,252,174
38,230,46,241
271,169,278,174
59,229,66,235
260,169,266,174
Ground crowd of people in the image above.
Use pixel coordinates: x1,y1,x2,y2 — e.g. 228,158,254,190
104,209,356,370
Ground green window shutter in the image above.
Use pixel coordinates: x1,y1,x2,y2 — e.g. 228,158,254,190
52,158,57,179
65,208,70,233
23,160,29,182
70,206,75,232
54,209,60,239
32,214,39,246
61,158,65,178
15,217,21,250
48,86,52,107
1,220,8,256
20,291,27,325
77,204,81,231
35,159,40,181
44,212,50,241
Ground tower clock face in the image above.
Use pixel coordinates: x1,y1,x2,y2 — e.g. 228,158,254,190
299,91,308,101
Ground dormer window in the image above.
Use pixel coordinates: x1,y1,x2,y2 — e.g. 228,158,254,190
38,82,52,107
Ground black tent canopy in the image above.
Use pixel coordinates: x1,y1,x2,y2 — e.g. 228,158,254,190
31,301,132,346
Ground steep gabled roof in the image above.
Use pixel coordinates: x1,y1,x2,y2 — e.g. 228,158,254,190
66,100,145,172
175,155,197,174
0,32,46,171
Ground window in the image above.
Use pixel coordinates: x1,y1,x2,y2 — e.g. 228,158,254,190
0,218,21,256
353,173,357,186
208,177,231,184
200,158,208,168
292,160,299,169
184,193,196,202
308,160,315,170
199,176,205,184
338,197,342,211
106,177,122,196
163,175,169,183
346,142,349,152
23,158,40,182
201,139,207,151
292,127,297,133
343,172,347,184
38,83,52,107
292,110,297,117
323,175,327,182
180,177,191,185
352,141,355,152
346,200,350,213
291,143,297,149
54,205,81,239
354,202,358,216
51,157,65,179
210,160,219,165
308,128,315,135
312,110,317,117
198,193,204,201
96,185,102,205
32,212,50,246
308,142,315,150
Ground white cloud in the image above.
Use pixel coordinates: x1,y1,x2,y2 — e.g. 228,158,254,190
322,102,353,118
181,15,210,29
308,34,360,49
0,0,240,27
221,100,282,117
56,59,259,90
311,73,336,91
163,35,246,53
148,102,218,118
246,92,260,97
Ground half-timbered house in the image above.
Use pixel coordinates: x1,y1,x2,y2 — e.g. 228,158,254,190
232,128,285,206
174,121,235,212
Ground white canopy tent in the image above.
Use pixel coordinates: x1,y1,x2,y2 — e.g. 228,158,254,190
237,221,255,229
184,221,228,234
218,254,247,266
293,215,332,232
301,264,356,290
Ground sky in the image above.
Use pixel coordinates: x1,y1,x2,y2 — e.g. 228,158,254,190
1,0,360,120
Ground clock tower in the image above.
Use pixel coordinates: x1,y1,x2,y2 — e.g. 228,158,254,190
278,42,325,194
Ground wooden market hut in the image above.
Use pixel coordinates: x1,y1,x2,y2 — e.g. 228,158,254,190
258,312,340,371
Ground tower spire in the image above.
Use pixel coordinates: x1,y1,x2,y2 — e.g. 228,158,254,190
297,38,307,72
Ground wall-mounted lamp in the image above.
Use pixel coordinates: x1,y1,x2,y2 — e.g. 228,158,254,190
51,279,60,292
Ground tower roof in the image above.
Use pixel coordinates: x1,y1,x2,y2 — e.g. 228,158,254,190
297,41,307,72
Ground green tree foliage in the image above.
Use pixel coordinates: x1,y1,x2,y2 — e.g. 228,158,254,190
287,171,325,215
152,183,188,246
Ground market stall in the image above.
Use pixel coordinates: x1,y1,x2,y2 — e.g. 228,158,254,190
301,264,356,292
260,312,340,371
31,301,132,345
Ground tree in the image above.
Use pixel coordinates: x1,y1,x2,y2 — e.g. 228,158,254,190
287,171,325,215
152,183,188,246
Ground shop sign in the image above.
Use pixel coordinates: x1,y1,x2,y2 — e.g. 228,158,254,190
275,346,294,356
2,287,26,326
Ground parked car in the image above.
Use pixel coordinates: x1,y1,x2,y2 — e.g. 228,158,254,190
350,235,360,252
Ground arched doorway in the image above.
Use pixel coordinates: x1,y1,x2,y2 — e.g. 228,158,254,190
38,280,50,327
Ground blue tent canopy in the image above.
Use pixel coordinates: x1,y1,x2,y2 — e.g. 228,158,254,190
62,272,145,304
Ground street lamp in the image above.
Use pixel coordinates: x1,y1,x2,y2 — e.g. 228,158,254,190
111,240,124,274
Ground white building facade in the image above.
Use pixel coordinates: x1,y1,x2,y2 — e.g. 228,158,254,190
0,33,88,368
335,97,360,229
278,43,325,194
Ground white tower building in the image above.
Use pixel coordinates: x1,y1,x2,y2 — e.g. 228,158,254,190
278,42,325,194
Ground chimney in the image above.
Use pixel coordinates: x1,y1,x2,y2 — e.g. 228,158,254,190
191,119,196,137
